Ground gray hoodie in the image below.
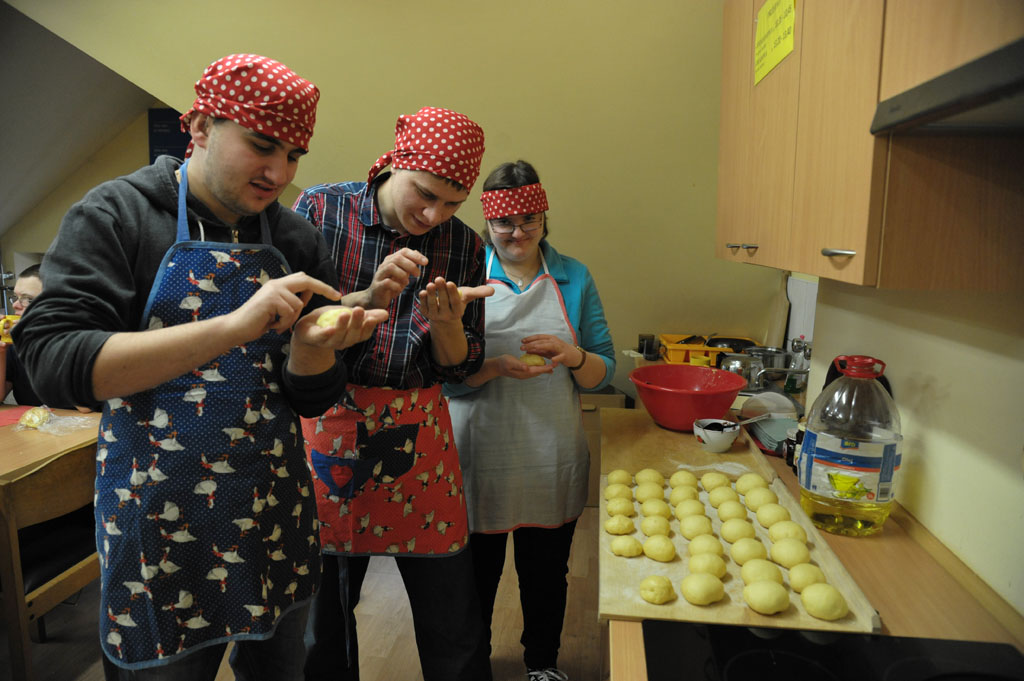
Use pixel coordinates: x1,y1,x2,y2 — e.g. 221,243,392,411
14,155,344,413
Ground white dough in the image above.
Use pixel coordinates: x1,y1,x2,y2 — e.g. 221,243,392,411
743,487,778,511
607,469,633,486
756,503,791,529
640,498,673,519
680,573,725,605
687,534,724,557
740,558,783,585
673,499,706,520
730,537,767,565
770,537,811,568
634,482,665,503
669,485,700,505
643,534,677,562
669,470,699,488
743,580,790,615
641,515,672,537
736,472,769,495
604,515,634,535
789,563,827,593
606,498,636,517
717,500,747,522
639,575,676,604
688,553,727,578
604,483,633,501
610,535,644,557
768,520,808,544
720,518,756,543
801,583,848,620
635,468,665,486
700,471,731,492
679,514,714,540
708,486,740,508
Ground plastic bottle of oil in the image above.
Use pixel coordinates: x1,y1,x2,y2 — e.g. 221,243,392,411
797,355,902,536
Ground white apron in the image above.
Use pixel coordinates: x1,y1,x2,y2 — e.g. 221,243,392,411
448,249,588,533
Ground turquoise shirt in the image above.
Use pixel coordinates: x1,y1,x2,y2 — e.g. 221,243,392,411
444,240,615,397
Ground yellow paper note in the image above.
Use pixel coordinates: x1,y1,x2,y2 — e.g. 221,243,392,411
754,0,796,85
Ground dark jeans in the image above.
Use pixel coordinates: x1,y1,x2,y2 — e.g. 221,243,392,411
102,602,310,681
304,551,492,681
471,520,578,670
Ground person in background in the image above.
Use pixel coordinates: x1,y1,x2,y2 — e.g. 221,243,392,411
445,160,615,681
293,106,493,681
1,264,43,405
14,54,387,681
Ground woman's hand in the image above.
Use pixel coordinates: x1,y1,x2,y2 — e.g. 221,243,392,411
495,353,554,380
521,334,583,369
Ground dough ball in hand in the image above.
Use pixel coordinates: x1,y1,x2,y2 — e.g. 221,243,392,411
519,353,546,366
315,306,353,328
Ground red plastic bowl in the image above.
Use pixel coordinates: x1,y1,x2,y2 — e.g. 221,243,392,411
628,365,746,432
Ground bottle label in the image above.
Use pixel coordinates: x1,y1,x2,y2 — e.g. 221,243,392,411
798,430,902,503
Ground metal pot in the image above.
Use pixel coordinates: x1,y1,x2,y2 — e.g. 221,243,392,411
719,353,764,390
744,346,790,381
706,337,758,354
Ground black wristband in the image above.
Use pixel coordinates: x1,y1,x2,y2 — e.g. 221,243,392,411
567,346,587,371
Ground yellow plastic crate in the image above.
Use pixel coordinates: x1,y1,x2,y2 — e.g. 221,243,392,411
658,334,756,366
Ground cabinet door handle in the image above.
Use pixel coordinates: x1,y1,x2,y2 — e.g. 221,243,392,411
821,248,857,257
725,243,742,249
741,243,759,251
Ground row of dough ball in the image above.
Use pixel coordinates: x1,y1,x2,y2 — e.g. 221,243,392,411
605,470,848,620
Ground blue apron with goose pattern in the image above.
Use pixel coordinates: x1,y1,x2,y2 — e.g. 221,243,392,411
95,160,321,669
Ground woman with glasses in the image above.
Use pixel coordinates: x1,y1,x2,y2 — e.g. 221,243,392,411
2,264,43,404
445,160,615,681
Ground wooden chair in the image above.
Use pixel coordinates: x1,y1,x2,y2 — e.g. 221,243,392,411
0,442,100,681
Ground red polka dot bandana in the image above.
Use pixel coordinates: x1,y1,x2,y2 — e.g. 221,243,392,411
367,107,486,190
480,183,549,220
179,54,320,157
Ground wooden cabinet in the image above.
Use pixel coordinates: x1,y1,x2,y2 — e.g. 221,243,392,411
716,0,1024,290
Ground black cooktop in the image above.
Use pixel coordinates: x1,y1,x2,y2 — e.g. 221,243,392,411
642,620,1024,681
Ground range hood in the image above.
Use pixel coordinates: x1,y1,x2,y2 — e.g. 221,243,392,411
870,37,1024,134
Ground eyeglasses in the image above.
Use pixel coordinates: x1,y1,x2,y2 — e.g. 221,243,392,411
488,216,544,235
8,295,34,306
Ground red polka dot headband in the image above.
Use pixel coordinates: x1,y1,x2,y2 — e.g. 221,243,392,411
179,54,320,157
480,183,549,220
368,107,486,191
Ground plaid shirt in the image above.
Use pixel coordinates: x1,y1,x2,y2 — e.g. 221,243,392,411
293,175,486,388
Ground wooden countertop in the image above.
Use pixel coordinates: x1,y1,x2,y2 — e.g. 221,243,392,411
601,407,1024,680
0,406,101,481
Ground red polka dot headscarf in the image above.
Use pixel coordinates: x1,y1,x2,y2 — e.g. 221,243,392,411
179,54,320,157
367,107,486,191
480,183,549,220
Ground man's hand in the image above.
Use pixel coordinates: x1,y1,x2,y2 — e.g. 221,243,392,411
223,272,342,345
354,248,429,310
417,278,494,324
293,305,389,351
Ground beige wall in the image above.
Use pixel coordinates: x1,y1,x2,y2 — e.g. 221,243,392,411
806,281,1024,614
6,0,784,395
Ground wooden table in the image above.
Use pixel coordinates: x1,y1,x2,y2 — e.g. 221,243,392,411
0,407,101,483
601,408,1024,680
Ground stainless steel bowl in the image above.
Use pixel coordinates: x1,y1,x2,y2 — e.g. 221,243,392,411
719,353,764,389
